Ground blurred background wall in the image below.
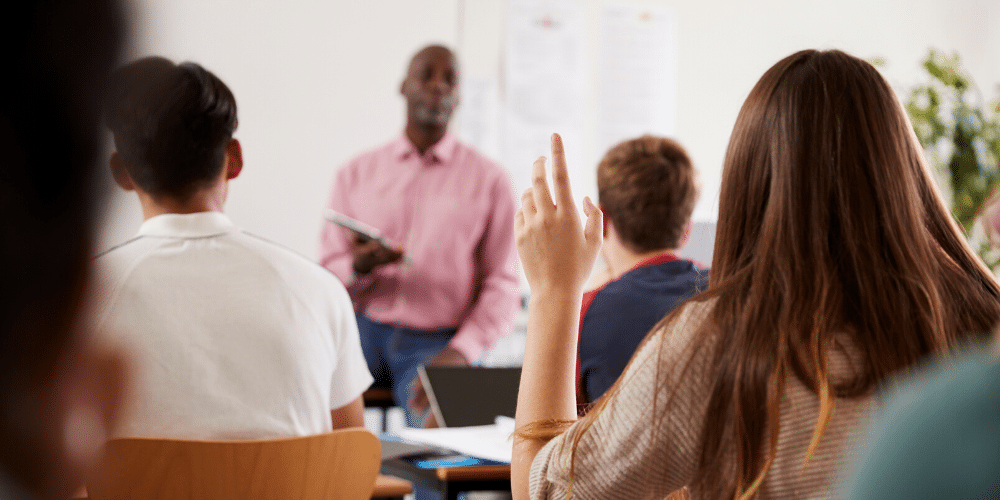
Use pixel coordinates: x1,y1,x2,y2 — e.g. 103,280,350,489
100,0,1000,268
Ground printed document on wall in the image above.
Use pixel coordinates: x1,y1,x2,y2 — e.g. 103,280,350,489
503,0,588,196
598,4,678,154
457,73,502,163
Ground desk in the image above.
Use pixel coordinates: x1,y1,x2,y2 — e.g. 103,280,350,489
364,388,396,432
72,474,412,500
372,474,413,499
381,457,510,500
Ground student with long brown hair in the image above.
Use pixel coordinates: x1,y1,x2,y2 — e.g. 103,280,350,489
512,49,1000,499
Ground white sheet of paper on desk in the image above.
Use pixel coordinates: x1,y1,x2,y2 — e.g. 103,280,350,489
395,416,515,463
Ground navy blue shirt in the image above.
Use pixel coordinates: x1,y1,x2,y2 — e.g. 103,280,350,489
578,255,709,403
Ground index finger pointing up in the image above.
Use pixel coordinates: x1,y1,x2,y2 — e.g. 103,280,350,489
550,133,575,208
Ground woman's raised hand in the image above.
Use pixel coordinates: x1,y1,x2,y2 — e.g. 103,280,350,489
515,133,603,297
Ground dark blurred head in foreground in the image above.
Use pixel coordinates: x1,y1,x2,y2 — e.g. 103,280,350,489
0,1,124,498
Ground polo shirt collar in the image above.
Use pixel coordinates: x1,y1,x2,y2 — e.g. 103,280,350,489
393,130,458,165
137,211,236,238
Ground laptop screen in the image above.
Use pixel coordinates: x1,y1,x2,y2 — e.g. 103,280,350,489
418,366,521,428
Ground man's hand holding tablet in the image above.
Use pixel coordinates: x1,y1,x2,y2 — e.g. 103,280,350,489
324,209,405,275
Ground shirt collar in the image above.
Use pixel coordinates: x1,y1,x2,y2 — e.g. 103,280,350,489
137,212,237,238
393,130,458,165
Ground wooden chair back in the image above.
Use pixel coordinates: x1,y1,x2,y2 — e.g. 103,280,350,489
88,428,380,500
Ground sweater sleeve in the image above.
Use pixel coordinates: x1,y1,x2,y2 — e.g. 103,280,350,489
528,300,716,499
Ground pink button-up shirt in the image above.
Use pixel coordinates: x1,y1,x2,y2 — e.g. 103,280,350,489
320,132,520,363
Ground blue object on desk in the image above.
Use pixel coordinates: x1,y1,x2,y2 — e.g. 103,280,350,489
412,455,506,469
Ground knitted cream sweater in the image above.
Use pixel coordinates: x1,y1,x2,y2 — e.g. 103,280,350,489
529,299,874,499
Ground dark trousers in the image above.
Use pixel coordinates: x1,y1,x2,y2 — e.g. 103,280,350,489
356,314,456,427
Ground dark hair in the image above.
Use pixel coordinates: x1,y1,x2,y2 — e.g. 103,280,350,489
0,0,123,492
105,57,238,200
1,0,121,389
597,135,699,252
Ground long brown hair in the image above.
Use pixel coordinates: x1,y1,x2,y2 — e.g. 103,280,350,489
557,49,1000,499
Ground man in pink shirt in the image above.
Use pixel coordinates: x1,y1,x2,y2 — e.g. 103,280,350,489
320,45,520,426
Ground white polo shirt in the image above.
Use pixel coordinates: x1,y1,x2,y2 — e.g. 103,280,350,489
93,212,373,440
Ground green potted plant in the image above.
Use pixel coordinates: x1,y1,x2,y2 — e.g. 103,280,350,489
905,50,1000,270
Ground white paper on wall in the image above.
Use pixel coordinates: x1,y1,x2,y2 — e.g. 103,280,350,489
597,3,678,154
503,0,588,196
456,73,502,162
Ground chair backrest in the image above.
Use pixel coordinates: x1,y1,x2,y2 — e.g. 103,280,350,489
88,428,380,500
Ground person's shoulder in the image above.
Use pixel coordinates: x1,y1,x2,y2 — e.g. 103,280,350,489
683,257,711,275
452,141,517,203
338,137,400,173
674,258,711,285
608,259,707,296
90,236,160,325
681,296,716,321
452,137,505,173
349,139,396,161
654,297,717,345
235,231,349,289
92,236,160,282
615,297,719,399
236,231,333,274
641,258,710,292
94,235,146,261
589,275,635,304
592,276,668,312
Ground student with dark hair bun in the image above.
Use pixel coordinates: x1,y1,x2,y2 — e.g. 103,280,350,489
511,49,1000,499
578,136,708,405
96,57,373,440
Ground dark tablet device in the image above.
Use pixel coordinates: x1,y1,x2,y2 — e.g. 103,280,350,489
418,366,521,428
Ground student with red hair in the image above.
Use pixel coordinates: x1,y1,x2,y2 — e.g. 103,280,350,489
578,136,708,405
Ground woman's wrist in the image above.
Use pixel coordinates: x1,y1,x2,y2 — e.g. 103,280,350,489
526,285,584,305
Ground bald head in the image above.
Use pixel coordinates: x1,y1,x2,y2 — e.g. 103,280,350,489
400,45,459,130
406,45,456,74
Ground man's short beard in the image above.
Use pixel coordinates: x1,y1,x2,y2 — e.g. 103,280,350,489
413,106,452,127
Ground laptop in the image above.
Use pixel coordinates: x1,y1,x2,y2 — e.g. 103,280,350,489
417,366,521,428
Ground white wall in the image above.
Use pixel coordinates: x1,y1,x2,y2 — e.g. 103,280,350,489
102,0,461,255
101,0,1000,266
